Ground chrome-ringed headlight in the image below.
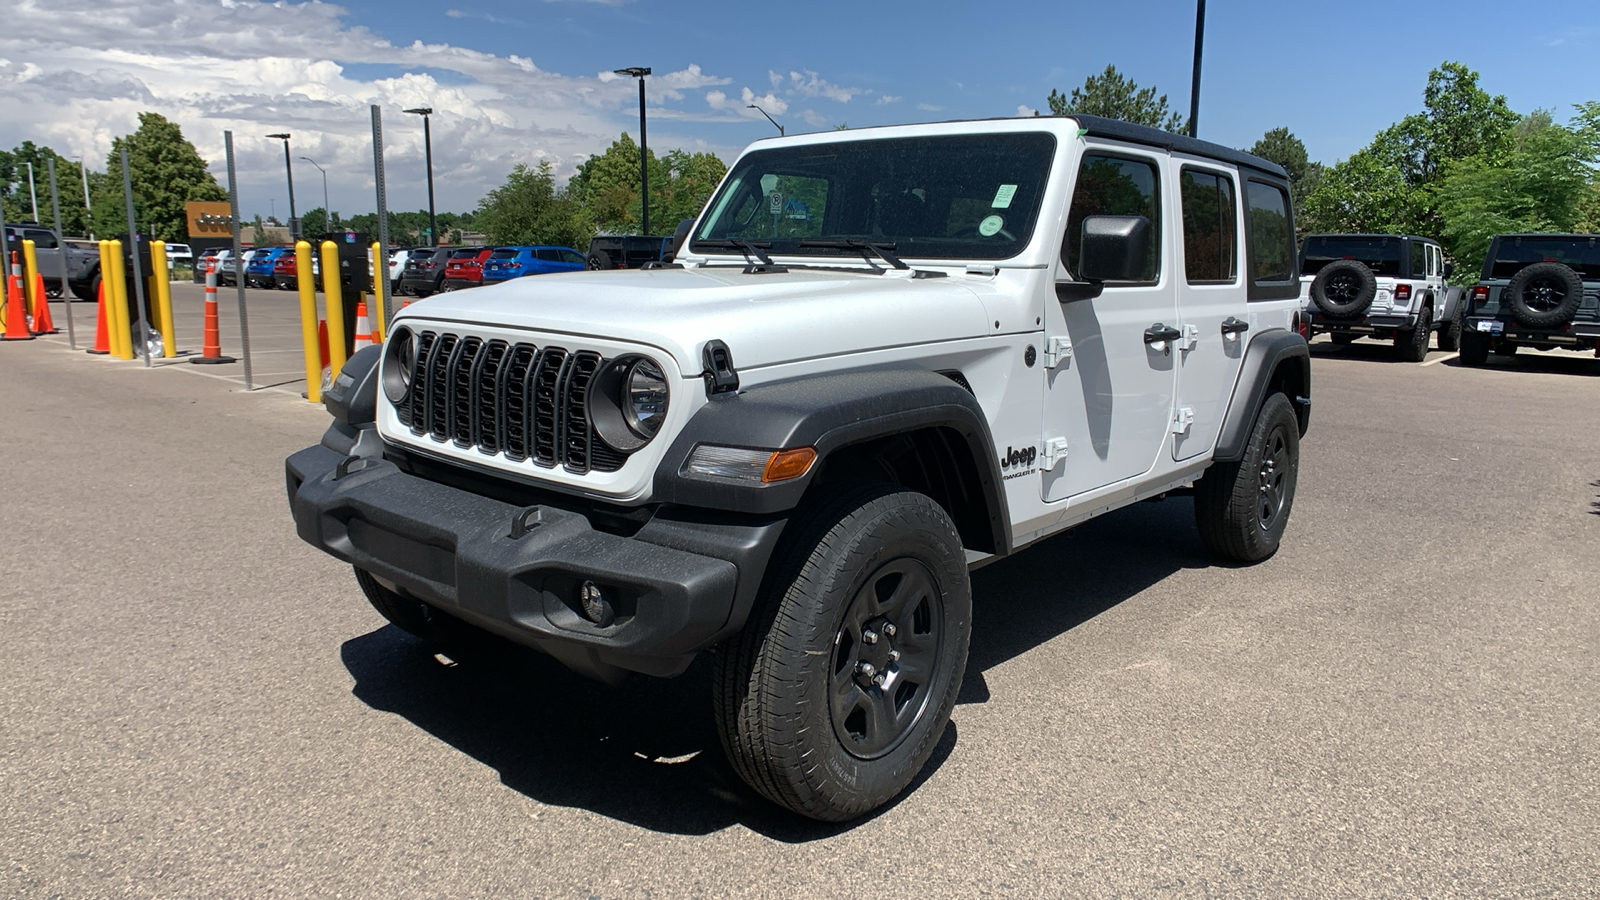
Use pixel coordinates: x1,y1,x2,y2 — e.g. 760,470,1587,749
589,355,670,452
382,326,415,404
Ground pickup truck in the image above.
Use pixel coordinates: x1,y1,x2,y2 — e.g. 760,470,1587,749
3,225,99,300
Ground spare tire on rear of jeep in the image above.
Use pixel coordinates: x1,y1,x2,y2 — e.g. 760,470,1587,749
1310,260,1378,318
1504,262,1583,328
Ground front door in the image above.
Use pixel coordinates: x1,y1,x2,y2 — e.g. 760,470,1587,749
1042,147,1177,503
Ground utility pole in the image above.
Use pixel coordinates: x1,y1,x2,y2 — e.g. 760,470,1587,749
614,67,652,235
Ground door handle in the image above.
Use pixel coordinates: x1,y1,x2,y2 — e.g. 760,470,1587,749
1144,324,1182,345
1220,317,1250,336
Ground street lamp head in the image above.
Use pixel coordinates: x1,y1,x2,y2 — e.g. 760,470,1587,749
266,133,291,141
614,67,651,78
403,107,433,116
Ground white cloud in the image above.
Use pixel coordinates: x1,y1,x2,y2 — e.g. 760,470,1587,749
798,109,830,127
917,103,944,112
1016,104,1038,117
876,95,901,106
0,0,740,217
787,69,861,103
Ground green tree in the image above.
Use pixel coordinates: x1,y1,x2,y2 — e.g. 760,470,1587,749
1299,150,1416,235
567,134,728,235
89,113,226,241
1246,127,1323,206
655,149,728,228
1046,65,1186,132
1,143,95,235
474,160,590,248
1437,110,1596,270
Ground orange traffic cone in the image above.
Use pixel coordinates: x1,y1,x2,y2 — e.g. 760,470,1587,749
87,279,111,354
353,300,374,346
1,252,32,341
190,261,235,364
29,272,57,335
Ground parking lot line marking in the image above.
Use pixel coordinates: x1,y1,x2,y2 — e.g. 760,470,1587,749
1421,352,1459,366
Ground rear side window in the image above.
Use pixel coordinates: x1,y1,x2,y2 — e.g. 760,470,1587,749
1064,153,1161,283
1179,168,1236,284
534,249,561,261
1410,241,1427,280
1244,180,1297,300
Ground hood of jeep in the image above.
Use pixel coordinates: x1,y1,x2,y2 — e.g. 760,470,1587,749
393,266,994,375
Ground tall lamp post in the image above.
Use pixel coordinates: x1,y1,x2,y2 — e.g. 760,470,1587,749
746,104,784,136
75,155,93,239
265,133,298,237
614,67,651,235
403,108,437,246
299,157,330,231
25,163,40,221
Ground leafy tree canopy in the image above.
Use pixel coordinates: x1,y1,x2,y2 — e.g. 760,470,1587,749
473,160,589,248
90,112,226,242
1046,65,1186,133
566,134,728,236
1246,127,1324,206
1,142,95,236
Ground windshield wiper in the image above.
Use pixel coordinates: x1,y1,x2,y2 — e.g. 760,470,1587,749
798,238,909,270
695,238,776,266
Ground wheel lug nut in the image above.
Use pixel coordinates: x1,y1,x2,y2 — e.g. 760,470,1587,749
889,650,900,661
882,623,897,637
873,674,885,686
862,629,878,645
857,662,876,679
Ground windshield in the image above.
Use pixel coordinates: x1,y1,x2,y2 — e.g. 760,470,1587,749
692,132,1056,262
488,249,518,260
1485,236,1600,279
1301,236,1402,277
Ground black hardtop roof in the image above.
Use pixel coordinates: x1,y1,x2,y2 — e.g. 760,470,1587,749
1067,115,1288,180
1490,233,1598,241
1304,233,1439,245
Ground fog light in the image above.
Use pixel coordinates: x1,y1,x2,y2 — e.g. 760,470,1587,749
578,580,615,627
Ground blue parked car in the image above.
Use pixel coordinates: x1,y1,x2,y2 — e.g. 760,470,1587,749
480,245,588,284
244,247,290,288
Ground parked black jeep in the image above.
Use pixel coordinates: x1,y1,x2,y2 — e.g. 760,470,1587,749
1460,234,1600,365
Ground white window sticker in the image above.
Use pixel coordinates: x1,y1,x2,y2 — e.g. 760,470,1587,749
978,215,1005,237
991,184,1018,209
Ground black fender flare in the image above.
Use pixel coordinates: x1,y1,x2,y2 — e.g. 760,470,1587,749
1213,329,1311,463
653,367,1011,553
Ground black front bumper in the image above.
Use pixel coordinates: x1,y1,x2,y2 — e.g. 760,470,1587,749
286,442,783,680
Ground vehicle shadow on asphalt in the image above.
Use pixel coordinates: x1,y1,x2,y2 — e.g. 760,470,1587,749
1435,354,1600,376
340,498,1205,838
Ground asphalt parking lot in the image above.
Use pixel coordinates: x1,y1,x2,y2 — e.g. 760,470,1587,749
2,297,1597,897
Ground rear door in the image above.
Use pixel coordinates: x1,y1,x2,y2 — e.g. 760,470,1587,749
1171,162,1247,461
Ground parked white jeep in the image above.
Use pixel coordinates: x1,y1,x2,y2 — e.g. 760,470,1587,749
1298,233,1465,361
287,115,1311,821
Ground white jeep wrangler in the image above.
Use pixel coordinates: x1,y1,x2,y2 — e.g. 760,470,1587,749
287,115,1311,821
1298,233,1465,361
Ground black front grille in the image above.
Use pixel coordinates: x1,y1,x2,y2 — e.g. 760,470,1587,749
396,330,624,473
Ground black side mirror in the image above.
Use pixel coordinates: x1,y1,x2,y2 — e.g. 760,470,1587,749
1078,215,1150,283
1443,262,1455,278
667,218,695,261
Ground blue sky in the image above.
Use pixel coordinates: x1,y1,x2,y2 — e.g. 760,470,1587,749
4,0,1597,220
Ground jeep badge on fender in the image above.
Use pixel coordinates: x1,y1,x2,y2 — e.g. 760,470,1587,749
286,114,1311,822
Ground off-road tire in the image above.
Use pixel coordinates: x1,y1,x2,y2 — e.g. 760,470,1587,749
1504,262,1583,328
1398,304,1431,362
1459,329,1490,366
713,483,971,822
1493,341,1519,358
1311,260,1378,319
354,566,443,641
1437,293,1463,352
1194,393,1300,563
71,274,100,302
1330,333,1356,346
587,250,613,271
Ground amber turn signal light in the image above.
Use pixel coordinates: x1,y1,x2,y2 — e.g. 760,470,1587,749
762,447,817,483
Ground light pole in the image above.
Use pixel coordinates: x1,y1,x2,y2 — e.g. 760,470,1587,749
75,155,93,239
1188,0,1206,138
299,157,330,231
747,104,784,136
614,67,651,235
25,162,39,221
265,133,297,238
402,108,437,246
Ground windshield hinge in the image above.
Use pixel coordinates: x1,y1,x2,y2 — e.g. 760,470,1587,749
701,340,740,395
965,264,998,276
1043,336,1073,369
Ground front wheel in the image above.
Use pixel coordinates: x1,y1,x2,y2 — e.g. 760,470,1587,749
354,567,443,641
713,484,971,821
1194,393,1300,563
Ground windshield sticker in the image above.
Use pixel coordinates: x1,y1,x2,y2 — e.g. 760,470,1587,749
992,184,1018,209
978,215,1005,237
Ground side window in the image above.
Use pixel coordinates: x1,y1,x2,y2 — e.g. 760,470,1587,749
1064,152,1161,283
559,249,586,265
1411,241,1427,280
1244,180,1297,300
1179,168,1236,284
27,229,57,249
534,249,560,262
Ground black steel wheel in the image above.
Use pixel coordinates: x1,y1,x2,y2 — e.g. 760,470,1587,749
714,483,970,821
1194,393,1300,563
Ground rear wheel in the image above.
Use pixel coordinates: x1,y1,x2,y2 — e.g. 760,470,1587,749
587,250,613,270
713,483,970,821
1397,304,1431,362
1194,393,1300,563
1459,330,1490,366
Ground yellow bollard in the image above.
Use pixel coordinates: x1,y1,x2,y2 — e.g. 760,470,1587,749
22,239,41,314
320,240,347,378
108,240,134,359
149,240,176,357
369,241,386,342
295,241,322,402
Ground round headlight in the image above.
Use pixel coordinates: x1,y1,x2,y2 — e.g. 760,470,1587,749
623,359,668,438
382,328,414,403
